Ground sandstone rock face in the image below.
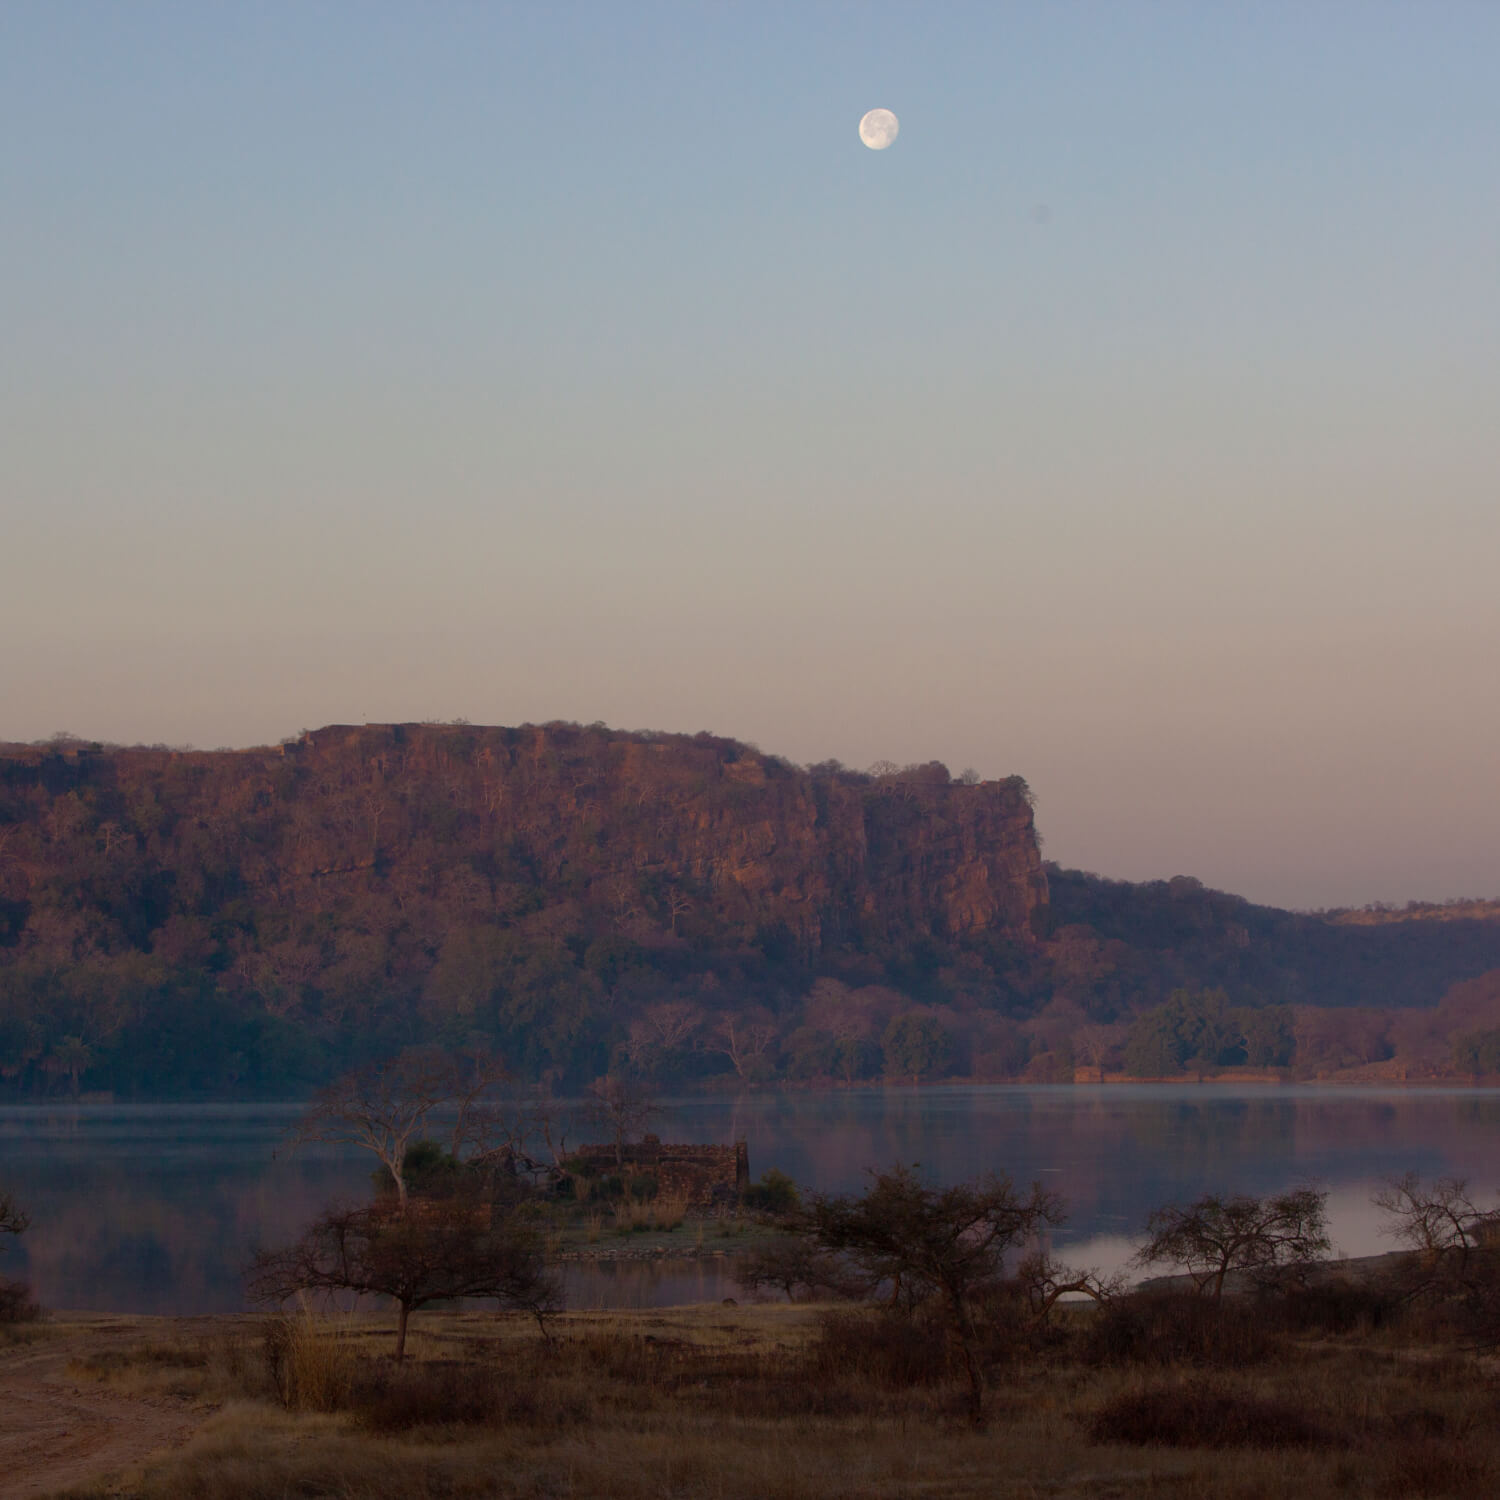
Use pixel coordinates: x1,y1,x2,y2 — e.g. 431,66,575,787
0,722,1047,959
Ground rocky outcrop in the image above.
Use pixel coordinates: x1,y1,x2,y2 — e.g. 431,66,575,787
0,720,1047,962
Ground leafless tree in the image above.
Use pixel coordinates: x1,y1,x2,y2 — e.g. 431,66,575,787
1011,1251,1121,1319
291,1049,509,1213
1373,1173,1500,1342
713,1017,778,1081
664,884,693,935
1374,1173,1500,1270
584,1075,663,1169
248,1196,560,1360
0,1190,28,1237
626,1001,703,1071
1132,1189,1331,1301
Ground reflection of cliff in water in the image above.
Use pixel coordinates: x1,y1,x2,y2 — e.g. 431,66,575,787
2,1089,1497,1314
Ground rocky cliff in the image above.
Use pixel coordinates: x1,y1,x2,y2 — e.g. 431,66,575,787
0,721,1046,957
0,723,1046,1093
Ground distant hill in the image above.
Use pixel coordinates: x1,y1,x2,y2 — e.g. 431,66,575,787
1,722,1497,1097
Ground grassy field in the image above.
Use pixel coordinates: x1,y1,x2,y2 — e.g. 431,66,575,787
24,1283,1500,1500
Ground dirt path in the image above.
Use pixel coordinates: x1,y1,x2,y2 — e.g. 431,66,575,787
0,1317,205,1499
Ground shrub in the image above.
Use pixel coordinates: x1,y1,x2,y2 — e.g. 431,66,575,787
353,1361,533,1431
1088,1382,1330,1449
1374,1436,1496,1496
1269,1278,1402,1336
807,1310,952,1389
1084,1290,1282,1367
0,1277,39,1324
741,1169,800,1216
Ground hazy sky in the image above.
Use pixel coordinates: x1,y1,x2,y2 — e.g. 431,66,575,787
4,3,1497,910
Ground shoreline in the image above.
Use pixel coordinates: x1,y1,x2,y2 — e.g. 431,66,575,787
6,1070,1498,1110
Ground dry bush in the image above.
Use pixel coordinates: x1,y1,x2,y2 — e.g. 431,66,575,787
1088,1380,1331,1449
262,1308,355,1412
1084,1289,1283,1367
609,1191,689,1233
72,1342,209,1377
1266,1277,1403,1336
1370,1435,1497,1497
354,1360,517,1431
0,1275,39,1323
652,1190,689,1230
808,1309,952,1389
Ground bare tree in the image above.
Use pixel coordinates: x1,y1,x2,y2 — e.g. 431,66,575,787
663,884,693,935
441,1044,515,1162
1132,1189,1331,1301
292,1050,509,1213
0,1190,28,1237
1373,1173,1500,1342
585,1074,663,1169
248,1195,560,1361
713,1016,778,1082
625,1001,703,1073
1011,1251,1121,1319
1374,1173,1500,1271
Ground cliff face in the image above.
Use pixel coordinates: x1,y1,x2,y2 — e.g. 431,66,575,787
0,722,1046,960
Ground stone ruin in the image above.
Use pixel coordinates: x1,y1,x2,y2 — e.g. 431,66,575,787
565,1135,750,1207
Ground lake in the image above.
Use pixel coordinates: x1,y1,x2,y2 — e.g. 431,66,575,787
2,1085,1498,1314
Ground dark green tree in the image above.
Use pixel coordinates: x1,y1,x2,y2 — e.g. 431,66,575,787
882,1012,953,1083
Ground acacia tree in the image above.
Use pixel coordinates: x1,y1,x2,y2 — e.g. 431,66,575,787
248,1194,560,1361
1132,1188,1331,1301
790,1165,1065,1424
735,1236,870,1303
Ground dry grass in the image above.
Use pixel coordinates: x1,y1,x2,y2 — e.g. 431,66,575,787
609,1190,690,1234
262,1304,356,1411
51,1295,1500,1500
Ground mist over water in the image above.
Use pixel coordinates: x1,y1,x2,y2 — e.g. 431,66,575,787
4,1087,1498,1314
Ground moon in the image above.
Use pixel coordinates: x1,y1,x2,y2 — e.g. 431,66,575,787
858,108,899,150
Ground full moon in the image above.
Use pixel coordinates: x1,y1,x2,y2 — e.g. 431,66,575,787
858,108,899,150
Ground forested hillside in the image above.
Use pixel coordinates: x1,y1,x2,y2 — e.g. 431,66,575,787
2,722,1498,1097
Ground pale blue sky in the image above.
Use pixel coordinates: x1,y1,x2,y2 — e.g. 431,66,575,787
3,3,1498,908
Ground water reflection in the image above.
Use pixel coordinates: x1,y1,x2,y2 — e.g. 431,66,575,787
1,1087,1496,1313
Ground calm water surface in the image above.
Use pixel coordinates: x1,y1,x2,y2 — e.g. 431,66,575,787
2,1086,1498,1314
